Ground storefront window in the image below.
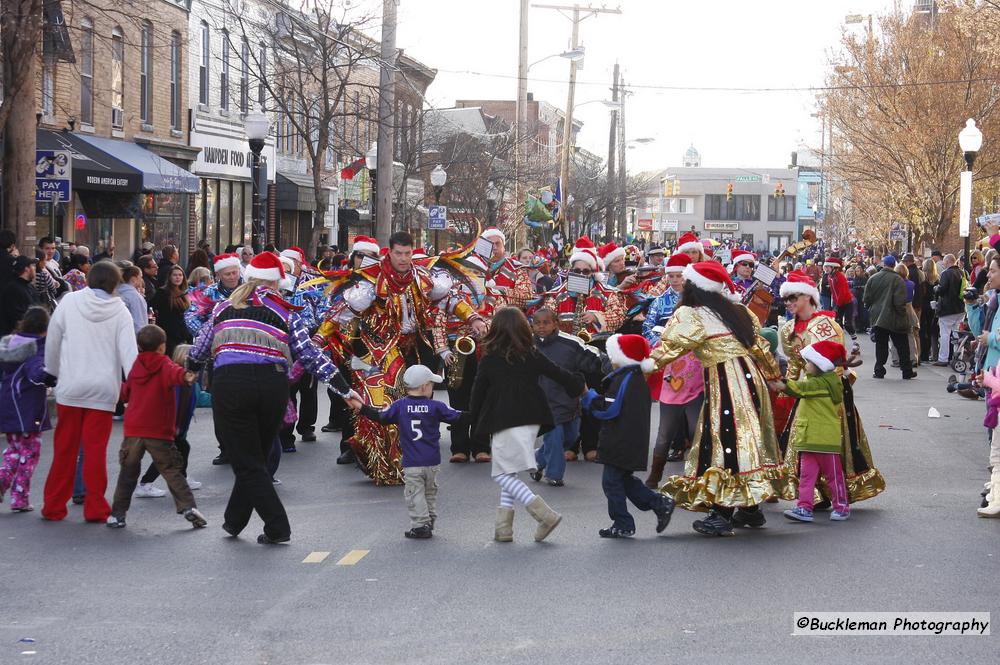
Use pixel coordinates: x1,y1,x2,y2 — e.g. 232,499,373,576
205,179,218,251
194,180,204,241
218,180,231,251
243,182,253,245
141,192,187,258
231,180,244,249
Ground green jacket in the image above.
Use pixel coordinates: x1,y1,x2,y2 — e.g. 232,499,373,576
863,269,908,333
783,371,844,454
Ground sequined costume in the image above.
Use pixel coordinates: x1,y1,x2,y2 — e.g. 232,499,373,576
541,281,628,337
651,305,785,511
484,256,534,315
316,258,480,485
779,313,886,503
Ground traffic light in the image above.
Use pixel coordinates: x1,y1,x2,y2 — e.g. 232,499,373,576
774,183,785,198
726,183,734,202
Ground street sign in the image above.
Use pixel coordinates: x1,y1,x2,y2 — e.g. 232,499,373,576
35,149,72,203
428,205,447,230
658,219,678,232
889,229,907,242
734,175,761,183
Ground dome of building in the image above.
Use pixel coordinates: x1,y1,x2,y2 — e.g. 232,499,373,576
683,144,700,167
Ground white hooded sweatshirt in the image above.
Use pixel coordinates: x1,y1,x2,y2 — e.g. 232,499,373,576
45,287,138,412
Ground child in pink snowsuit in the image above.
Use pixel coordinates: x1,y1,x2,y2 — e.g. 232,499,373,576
0,307,52,512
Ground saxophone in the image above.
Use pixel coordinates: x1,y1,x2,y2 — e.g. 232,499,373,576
446,336,476,389
572,293,592,342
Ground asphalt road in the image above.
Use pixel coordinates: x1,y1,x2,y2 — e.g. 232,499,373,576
1,339,997,664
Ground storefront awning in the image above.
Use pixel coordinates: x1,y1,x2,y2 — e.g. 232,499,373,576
276,171,318,211
77,135,199,193
37,129,141,193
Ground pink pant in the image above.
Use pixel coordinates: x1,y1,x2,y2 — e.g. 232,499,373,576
0,433,43,509
798,451,849,513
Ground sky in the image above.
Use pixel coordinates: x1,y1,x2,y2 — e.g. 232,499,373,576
364,0,901,174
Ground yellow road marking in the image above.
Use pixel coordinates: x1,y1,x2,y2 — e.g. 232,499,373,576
336,549,370,565
302,551,331,564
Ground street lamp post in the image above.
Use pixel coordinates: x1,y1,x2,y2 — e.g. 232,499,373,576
244,113,270,252
959,118,983,272
430,164,447,253
365,143,378,235
486,180,500,228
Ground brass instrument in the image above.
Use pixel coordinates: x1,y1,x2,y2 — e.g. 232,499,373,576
572,293,588,337
577,330,593,344
447,335,477,389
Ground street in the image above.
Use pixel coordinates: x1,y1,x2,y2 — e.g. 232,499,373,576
1,339,997,664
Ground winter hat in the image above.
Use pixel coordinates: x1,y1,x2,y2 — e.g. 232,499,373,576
481,227,506,243
245,251,286,282
824,255,844,269
729,250,756,271
646,245,665,257
352,235,379,255
212,252,241,273
682,260,740,302
606,334,657,373
664,252,692,274
677,231,702,255
779,270,820,304
279,247,306,265
569,236,599,271
598,242,626,267
882,255,896,268
801,339,847,372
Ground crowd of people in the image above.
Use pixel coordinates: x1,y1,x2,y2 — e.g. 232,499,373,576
0,219,995,546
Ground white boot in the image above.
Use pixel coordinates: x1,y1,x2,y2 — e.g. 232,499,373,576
977,471,1000,517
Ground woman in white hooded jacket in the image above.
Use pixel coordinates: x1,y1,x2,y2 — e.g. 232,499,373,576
41,261,137,523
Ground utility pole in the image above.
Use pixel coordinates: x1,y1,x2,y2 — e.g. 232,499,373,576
616,80,628,240
604,63,618,242
514,0,529,249
376,0,398,246
534,4,622,240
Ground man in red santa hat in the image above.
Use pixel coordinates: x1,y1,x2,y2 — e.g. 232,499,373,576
729,250,757,295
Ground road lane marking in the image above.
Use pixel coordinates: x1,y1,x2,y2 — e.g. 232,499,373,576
302,551,331,564
336,549,370,565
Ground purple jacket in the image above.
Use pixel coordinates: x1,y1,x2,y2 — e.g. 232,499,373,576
0,333,50,433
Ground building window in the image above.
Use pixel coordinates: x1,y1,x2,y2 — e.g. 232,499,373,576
199,21,209,106
662,197,693,214
767,195,796,221
240,39,249,114
80,18,94,126
170,32,182,130
140,22,153,124
110,28,124,128
220,30,230,110
705,194,760,221
258,43,266,108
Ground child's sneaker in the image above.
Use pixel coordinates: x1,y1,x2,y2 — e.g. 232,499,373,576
653,496,675,533
11,504,34,513
106,515,126,528
530,469,543,482
783,507,814,522
135,483,166,498
404,525,432,539
543,477,564,487
186,477,202,491
830,509,851,521
183,507,208,528
598,525,635,538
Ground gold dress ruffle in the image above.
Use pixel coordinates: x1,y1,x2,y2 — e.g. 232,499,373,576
778,315,887,503
651,305,787,512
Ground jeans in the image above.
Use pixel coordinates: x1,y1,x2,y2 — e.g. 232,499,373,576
73,450,84,498
937,313,964,362
535,419,580,481
872,326,912,376
601,464,664,532
403,465,439,529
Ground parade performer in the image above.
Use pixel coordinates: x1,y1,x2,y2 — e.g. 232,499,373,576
188,253,357,544
480,227,535,314
729,250,757,296
778,270,886,506
184,253,243,337
542,237,627,340
824,255,859,351
642,253,691,343
676,231,708,262
651,261,785,537
316,232,486,485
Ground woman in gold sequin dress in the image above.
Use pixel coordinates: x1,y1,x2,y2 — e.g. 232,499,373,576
778,270,886,506
651,262,785,537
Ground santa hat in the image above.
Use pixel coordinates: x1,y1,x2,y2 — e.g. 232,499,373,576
677,231,702,255
245,251,286,282
779,270,820,304
682,261,740,302
568,236,599,271
379,247,389,257
352,235,379,255
481,227,506,243
823,255,844,269
213,252,241,273
598,242,626,267
606,334,657,373
800,339,847,372
280,247,306,265
664,252,692,274
729,250,756,271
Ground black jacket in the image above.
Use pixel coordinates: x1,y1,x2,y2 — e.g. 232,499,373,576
936,265,965,316
469,349,584,439
156,259,177,287
585,365,652,471
0,276,41,336
534,331,608,424
150,287,192,356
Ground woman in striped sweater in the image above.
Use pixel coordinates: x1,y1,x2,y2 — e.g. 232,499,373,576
189,253,359,545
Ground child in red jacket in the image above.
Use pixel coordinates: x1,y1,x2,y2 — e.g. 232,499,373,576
826,257,858,351
106,325,206,529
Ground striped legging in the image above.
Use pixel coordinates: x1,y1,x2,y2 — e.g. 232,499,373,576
493,472,536,508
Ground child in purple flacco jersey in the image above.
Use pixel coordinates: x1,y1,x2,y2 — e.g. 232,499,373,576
356,365,463,539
